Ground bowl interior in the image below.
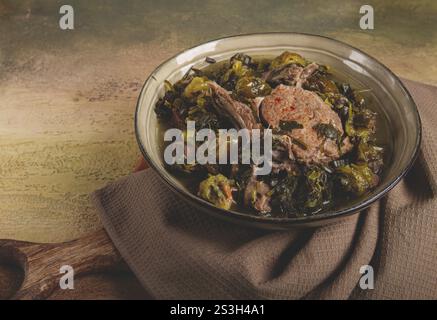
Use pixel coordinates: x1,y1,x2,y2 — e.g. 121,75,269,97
135,33,421,223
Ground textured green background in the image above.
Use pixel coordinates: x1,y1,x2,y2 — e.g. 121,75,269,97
1,0,437,243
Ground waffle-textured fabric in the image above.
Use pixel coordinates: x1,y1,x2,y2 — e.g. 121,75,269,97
91,79,436,299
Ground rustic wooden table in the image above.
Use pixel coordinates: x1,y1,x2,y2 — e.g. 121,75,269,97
1,0,436,299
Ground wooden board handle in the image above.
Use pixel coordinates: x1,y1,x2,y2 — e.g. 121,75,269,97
0,229,121,300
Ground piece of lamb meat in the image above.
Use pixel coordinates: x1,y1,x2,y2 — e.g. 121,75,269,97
295,63,319,88
208,81,261,130
249,96,264,122
264,62,319,88
260,85,352,164
243,173,272,214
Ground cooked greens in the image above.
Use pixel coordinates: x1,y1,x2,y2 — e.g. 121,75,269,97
198,174,234,210
155,51,385,217
279,120,303,132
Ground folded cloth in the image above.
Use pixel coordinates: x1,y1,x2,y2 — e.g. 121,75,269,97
91,79,437,300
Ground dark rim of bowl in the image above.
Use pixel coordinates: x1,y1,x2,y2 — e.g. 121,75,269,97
135,32,422,226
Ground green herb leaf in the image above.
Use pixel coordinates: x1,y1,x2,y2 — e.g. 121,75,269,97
279,120,303,131
313,123,341,140
291,137,307,150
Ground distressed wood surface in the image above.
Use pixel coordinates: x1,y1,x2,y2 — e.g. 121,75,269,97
0,0,436,299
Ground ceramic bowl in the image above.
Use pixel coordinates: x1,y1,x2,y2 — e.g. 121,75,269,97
135,33,421,229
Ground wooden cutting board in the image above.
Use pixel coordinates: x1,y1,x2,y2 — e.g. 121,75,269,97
0,229,128,299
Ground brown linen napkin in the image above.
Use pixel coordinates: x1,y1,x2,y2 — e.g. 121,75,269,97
91,79,437,300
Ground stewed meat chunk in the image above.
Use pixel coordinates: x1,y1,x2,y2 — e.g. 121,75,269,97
260,85,352,164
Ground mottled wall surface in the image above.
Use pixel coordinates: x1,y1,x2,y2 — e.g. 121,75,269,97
1,0,436,242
